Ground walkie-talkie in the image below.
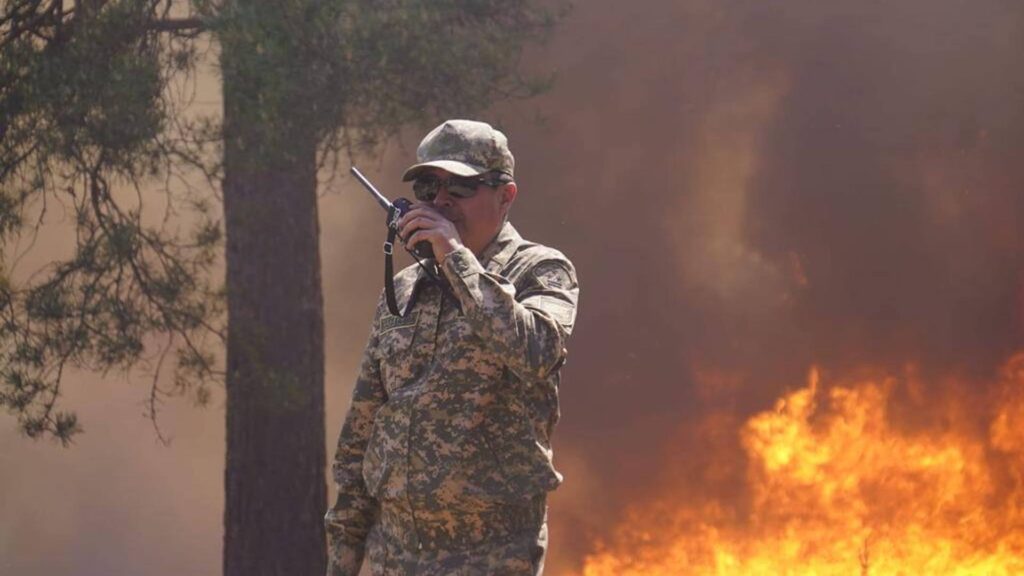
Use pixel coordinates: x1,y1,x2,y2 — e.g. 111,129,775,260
350,166,434,260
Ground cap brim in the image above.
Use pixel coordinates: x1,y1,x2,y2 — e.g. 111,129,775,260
401,160,488,181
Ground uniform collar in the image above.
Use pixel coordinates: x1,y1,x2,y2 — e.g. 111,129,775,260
477,221,522,274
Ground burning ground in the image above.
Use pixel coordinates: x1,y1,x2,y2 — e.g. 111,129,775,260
580,356,1024,575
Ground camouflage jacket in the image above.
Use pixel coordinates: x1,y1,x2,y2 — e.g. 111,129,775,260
325,223,579,575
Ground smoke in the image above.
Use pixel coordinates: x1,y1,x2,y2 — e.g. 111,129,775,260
487,0,1024,571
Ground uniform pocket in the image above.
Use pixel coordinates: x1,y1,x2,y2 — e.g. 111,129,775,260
361,416,389,499
483,413,562,499
362,397,411,500
378,327,419,394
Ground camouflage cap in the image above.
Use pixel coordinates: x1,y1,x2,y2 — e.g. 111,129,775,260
401,119,515,181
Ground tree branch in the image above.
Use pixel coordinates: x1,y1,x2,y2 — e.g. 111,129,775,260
147,17,203,35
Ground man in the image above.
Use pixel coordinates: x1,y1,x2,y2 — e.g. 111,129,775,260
325,119,579,575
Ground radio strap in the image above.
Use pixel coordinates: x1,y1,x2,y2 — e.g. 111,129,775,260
383,205,457,317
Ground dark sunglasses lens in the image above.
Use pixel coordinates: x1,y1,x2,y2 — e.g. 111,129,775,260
412,178,438,201
446,182,479,198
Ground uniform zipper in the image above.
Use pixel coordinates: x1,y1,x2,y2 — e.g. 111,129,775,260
405,285,446,558
405,401,422,554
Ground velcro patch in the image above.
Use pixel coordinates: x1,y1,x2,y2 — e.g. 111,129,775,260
541,298,576,329
532,261,575,291
379,310,419,335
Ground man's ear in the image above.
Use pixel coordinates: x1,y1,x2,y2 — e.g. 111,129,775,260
501,182,518,210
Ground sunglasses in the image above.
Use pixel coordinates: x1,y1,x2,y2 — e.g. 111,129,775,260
412,173,510,201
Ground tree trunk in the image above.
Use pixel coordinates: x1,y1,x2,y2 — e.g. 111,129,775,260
221,101,327,574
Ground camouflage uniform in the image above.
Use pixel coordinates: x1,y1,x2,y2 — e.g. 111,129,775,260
325,222,579,575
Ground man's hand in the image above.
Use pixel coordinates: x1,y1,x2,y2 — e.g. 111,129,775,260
397,204,463,263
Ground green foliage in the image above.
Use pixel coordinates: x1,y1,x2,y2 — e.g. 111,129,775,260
2,1,166,184
210,0,566,165
1,0,566,443
1,0,224,444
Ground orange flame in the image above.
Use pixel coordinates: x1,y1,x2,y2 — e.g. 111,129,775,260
582,355,1024,575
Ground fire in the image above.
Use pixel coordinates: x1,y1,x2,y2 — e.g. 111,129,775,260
581,355,1024,576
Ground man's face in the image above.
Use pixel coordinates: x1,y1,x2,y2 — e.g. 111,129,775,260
414,167,517,256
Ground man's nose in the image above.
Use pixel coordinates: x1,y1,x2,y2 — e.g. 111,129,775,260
432,185,454,207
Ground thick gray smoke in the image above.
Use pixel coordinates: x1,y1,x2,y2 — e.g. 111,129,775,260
495,1,1024,570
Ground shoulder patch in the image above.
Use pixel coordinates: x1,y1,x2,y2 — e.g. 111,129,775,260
531,261,575,291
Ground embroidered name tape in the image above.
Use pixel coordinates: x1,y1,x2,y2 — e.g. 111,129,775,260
379,310,419,335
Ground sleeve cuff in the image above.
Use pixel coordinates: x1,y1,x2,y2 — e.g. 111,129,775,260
441,246,483,280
